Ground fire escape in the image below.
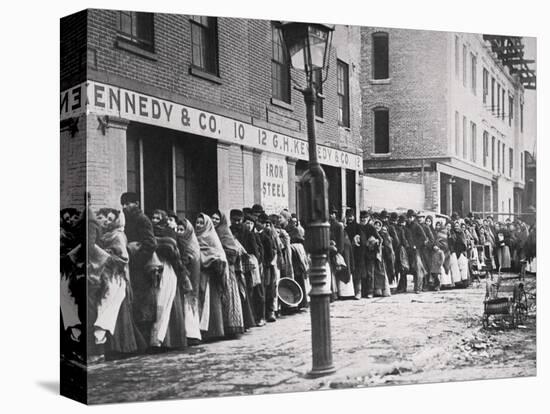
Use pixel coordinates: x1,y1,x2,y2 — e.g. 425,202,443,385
483,35,536,90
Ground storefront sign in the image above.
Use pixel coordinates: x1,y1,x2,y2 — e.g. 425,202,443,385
60,81,363,171
260,154,288,214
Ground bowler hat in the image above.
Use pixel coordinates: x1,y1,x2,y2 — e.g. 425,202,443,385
120,192,139,205
251,204,264,215
258,213,269,223
359,210,369,219
390,212,398,221
406,209,416,218
230,209,244,219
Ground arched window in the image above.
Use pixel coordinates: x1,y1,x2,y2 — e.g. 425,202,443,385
373,107,389,153
372,32,389,79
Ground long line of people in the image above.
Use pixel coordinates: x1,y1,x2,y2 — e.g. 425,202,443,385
60,193,536,364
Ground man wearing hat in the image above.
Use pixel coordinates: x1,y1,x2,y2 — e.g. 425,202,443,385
405,209,428,293
120,192,158,341
385,212,401,287
256,213,278,322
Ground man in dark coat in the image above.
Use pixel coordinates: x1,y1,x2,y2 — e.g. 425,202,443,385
418,215,435,289
120,192,158,340
256,213,277,323
405,209,427,293
345,209,362,299
358,210,381,297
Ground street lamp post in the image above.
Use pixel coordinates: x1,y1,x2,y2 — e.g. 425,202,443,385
278,21,336,377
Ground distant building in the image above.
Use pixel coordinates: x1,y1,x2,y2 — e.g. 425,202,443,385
360,28,534,217
60,10,363,218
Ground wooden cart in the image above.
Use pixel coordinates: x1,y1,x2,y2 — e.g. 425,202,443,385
483,276,528,329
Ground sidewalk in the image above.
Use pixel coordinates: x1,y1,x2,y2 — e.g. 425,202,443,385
86,273,536,404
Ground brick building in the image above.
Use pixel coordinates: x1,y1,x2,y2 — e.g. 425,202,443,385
60,10,363,219
360,28,533,217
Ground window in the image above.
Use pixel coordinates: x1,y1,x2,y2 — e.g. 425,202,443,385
117,11,154,52
462,116,467,159
509,148,513,177
271,24,290,103
501,89,506,120
471,53,477,94
520,103,524,132
470,122,477,163
337,60,350,127
462,45,467,87
501,142,506,174
373,32,389,79
497,140,501,172
455,111,460,156
374,108,390,153
491,77,495,112
491,136,496,171
497,84,501,117
190,16,218,75
455,36,460,77
508,96,514,126
482,68,489,104
313,69,323,118
483,131,489,167
521,151,524,180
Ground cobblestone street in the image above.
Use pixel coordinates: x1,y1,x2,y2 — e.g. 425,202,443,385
86,273,536,404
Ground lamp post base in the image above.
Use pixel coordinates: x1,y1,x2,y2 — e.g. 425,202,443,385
307,293,336,378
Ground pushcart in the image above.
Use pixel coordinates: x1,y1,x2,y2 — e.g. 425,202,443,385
483,276,528,329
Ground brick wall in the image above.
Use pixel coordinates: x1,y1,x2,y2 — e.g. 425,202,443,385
60,115,87,209
60,10,87,90
360,27,449,160
64,10,363,158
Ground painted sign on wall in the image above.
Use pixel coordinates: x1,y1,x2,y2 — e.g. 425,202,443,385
60,81,362,171
260,154,288,214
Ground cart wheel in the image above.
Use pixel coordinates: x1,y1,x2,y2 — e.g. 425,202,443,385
482,314,489,329
510,304,518,328
516,291,529,325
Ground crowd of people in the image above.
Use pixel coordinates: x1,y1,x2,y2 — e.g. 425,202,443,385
60,192,536,364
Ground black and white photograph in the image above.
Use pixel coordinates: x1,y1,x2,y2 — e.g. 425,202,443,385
4,1,548,412
57,5,540,405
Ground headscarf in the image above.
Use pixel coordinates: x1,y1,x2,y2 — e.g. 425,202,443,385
195,213,227,268
213,211,241,258
178,218,201,264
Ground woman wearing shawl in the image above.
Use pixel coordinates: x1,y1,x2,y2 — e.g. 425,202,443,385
434,221,453,289
195,213,227,340
151,209,187,350
96,208,146,357
495,222,512,271
211,211,245,337
447,222,462,286
452,221,470,287
370,220,391,297
176,218,202,344
286,215,311,307
380,223,396,286
477,225,495,279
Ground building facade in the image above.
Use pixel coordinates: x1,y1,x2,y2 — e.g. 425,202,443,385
60,10,363,219
360,28,530,217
